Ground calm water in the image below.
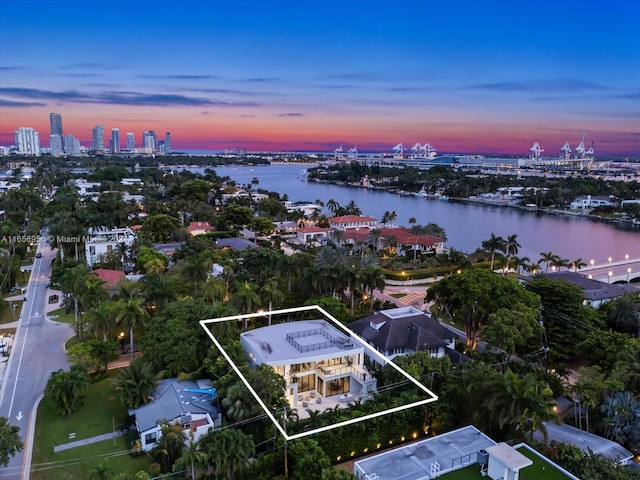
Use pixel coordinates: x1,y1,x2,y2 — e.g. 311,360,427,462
195,164,639,264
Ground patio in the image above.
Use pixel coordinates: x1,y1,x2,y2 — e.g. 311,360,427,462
287,392,363,420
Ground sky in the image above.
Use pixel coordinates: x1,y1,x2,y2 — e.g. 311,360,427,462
0,0,638,155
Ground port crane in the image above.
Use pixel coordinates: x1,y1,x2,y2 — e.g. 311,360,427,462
529,142,544,160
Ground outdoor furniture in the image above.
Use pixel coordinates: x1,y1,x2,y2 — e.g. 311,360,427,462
316,397,322,404
310,391,316,399
297,394,303,402
302,401,308,407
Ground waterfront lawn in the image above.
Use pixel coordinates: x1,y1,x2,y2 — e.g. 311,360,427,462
31,373,151,479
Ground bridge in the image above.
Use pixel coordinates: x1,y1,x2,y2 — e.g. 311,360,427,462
571,256,640,284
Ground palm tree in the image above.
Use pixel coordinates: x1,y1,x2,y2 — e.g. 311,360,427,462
81,276,108,310
570,258,587,272
361,265,386,312
115,297,150,361
176,438,208,480
482,233,505,270
366,228,383,252
144,257,166,275
608,295,640,336
142,274,178,312
327,198,340,215
260,279,284,325
182,255,213,291
505,234,520,258
222,382,258,422
45,365,90,416
388,211,398,226
202,277,227,305
538,251,559,273
85,301,115,341
111,358,157,409
89,460,112,480
408,217,417,227
59,264,89,342
278,254,298,292
230,281,260,329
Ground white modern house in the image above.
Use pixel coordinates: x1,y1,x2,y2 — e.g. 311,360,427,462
128,379,221,452
85,226,137,267
240,320,377,409
570,194,614,210
329,215,378,230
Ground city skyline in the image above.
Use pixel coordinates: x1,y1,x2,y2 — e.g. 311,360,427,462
0,0,638,156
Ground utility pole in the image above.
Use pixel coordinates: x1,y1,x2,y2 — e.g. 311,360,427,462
282,407,288,479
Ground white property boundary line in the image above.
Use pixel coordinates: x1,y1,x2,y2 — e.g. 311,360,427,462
200,304,438,441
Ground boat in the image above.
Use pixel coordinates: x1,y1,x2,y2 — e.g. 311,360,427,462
415,186,428,197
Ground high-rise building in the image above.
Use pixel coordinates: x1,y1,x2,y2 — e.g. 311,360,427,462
158,140,166,154
92,125,104,152
165,132,171,154
126,132,135,150
143,130,157,151
110,128,120,154
50,134,63,157
14,127,41,155
64,135,81,156
50,113,63,137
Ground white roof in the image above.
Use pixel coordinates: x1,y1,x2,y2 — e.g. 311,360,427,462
486,442,533,471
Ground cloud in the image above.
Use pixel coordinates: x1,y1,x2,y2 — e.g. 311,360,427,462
61,62,103,69
56,73,100,78
463,79,608,92
277,112,304,117
317,73,387,82
0,66,25,71
0,99,46,107
242,77,278,83
315,84,356,90
137,74,218,80
612,92,640,99
0,86,260,107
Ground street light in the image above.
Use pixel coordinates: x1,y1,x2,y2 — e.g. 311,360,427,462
608,257,613,264
625,254,629,261
608,271,613,283
628,268,632,282
590,259,595,267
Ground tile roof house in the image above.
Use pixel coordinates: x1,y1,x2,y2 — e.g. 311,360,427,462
128,379,221,452
92,268,125,287
187,221,214,236
329,215,378,230
348,306,456,364
296,226,332,244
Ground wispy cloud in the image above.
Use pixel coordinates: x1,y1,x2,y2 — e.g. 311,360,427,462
277,112,304,117
0,86,260,107
317,73,387,82
463,79,608,92
61,62,103,69
0,66,25,71
137,74,218,80
612,92,640,99
243,77,279,83
0,99,46,107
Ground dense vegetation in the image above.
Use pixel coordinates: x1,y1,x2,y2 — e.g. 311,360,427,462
1,157,640,479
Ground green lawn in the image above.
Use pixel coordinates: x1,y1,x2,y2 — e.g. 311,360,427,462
439,446,573,480
31,373,152,479
0,296,23,325
389,293,407,299
48,307,76,325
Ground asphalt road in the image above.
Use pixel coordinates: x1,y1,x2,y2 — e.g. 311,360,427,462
0,242,71,479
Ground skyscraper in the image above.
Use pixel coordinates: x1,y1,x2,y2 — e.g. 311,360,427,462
110,128,121,154
92,125,104,152
49,113,63,137
126,132,135,150
64,135,80,156
49,134,63,157
165,132,171,154
143,130,157,151
14,127,40,155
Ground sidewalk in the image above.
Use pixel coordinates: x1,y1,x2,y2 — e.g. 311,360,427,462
53,431,124,452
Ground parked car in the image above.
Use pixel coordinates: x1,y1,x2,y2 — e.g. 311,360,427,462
35,253,42,258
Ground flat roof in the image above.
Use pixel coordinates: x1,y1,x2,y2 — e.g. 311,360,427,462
241,319,362,364
486,443,532,471
354,426,496,480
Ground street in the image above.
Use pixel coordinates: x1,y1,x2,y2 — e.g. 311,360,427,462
0,242,71,480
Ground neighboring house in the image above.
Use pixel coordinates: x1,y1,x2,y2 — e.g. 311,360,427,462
152,242,184,258
121,177,143,186
570,194,614,210
85,226,137,267
296,226,332,244
72,179,102,197
379,227,445,256
544,271,638,307
349,306,456,364
91,268,125,288
216,237,258,251
128,379,221,452
329,215,378,230
533,422,634,464
283,201,323,217
354,424,581,480
187,221,214,236
240,319,377,409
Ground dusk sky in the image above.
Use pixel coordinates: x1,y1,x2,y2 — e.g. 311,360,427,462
1,0,638,155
